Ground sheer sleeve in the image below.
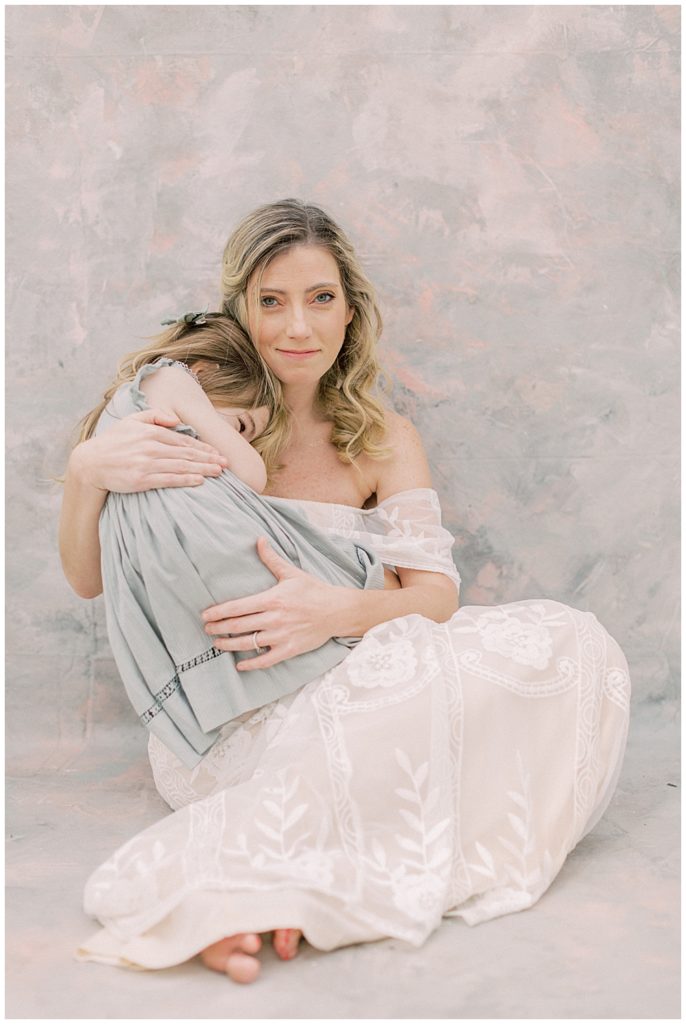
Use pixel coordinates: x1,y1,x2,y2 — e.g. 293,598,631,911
294,488,461,595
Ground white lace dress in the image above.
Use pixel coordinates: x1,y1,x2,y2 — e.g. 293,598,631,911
76,489,631,968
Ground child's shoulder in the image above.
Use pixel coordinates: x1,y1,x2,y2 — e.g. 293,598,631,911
137,359,202,395
141,357,201,383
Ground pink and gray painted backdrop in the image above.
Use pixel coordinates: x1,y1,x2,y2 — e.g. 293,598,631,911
7,3,679,768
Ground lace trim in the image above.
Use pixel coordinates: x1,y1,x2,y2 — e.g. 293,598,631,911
140,647,223,725
168,359,202,385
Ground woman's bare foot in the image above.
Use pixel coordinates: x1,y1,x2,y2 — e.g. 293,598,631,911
200,933,262,983
272,928,302,960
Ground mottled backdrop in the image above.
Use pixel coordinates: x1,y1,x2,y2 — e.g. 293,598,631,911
7,5,680,777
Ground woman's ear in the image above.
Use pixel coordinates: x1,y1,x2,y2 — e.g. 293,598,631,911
345,305,355,326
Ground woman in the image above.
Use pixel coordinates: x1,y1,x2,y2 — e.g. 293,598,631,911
60,199,630,985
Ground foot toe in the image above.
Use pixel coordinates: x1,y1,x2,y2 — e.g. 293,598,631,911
200,933,262,975
225,952,261,984
273,928,302,960
239,933,262,955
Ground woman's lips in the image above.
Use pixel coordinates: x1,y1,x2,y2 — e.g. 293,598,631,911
277,349,320,360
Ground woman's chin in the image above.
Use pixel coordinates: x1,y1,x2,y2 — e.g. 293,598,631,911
268,358,334,387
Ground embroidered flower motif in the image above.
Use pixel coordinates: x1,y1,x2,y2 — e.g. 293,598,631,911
391,871,445,921
477,615,553,670
346,637,417,688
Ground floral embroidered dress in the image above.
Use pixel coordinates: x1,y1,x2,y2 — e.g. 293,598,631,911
76,489,631,967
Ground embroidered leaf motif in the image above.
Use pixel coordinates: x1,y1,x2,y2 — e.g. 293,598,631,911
399,808,424,833
507,813,528,840
497,835,521,859
415,762,429,788
372,839,387,867
284,804,308,830
468,840,497,879
285,833,311,857
263,800,282,818
395,748,413,775
470,863,497,878
425,819,450,844
395,787,420,804
428,848,451,869
474,841,495,873
397,836,423,854
504,863,526,888
507,790,528,810
255,821,281,841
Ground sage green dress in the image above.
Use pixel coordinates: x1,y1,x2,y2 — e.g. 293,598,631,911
95,358,384,768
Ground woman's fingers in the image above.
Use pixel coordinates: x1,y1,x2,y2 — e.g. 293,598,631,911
210,627,276,652
130,408,226,460
150,457,224,476
202,591,274,625
236,644,286,671
155,428,223,455
146,473,208,489
204,612,271,639
155,432,227,462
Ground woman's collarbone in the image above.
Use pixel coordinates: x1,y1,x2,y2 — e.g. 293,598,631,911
265,457,376,509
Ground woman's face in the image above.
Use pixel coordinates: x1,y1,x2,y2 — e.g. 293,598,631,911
247,245,354,387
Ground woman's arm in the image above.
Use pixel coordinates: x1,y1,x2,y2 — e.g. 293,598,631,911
59,408,228,598
139,365,267,492
346,411,459,618
202,412,459,670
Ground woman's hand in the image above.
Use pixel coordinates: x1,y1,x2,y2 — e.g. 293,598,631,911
60,408,228,598
202,537,339,670
73,408,228,493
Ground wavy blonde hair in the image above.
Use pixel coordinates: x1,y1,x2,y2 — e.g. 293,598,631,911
73,314,279,472
221,198,391,471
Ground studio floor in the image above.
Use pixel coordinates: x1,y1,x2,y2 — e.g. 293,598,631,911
6,688,680,1020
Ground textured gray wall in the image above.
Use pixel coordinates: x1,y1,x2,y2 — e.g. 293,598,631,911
6,4,679,763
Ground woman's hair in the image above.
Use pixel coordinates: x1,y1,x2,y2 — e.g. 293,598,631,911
221,198,391,469
73,313,278,471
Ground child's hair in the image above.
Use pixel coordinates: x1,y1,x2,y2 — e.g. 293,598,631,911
73,313,277,473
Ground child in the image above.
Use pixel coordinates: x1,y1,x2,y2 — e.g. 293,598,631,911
84,313,387,768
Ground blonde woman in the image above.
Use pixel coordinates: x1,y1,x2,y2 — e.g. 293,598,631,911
61,199,630,984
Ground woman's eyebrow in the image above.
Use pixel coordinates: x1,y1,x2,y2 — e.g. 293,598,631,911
259,282,339,294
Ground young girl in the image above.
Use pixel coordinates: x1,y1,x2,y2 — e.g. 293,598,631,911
83,312,390,768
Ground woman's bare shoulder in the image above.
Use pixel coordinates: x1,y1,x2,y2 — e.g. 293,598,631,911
375,408,433,501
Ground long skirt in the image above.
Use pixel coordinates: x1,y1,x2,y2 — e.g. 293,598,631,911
77,599,630,968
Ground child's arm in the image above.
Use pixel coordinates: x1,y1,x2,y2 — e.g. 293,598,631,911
139,365,267,492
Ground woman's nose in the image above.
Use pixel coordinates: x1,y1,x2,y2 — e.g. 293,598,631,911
285,306,312,339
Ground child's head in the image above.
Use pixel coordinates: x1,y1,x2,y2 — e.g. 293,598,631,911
149,311,271,414
76,312,274,448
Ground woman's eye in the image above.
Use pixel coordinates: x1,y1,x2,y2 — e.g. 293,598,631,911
314,292,334,304
260,296,278,307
